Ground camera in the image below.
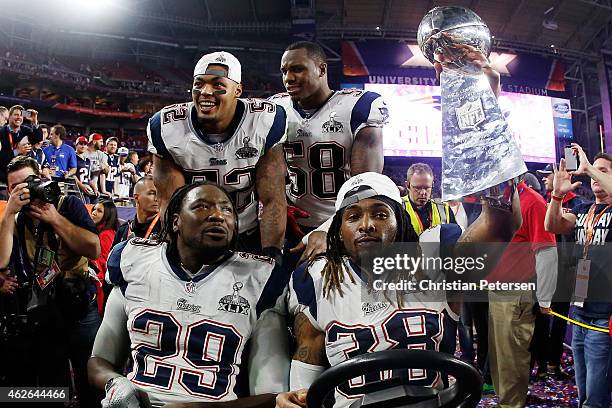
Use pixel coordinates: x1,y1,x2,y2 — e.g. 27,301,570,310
22,110,31,120
25,175,61,204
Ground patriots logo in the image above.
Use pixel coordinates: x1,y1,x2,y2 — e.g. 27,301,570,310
215,54,226,63
378,104,390,121
350,175,364,186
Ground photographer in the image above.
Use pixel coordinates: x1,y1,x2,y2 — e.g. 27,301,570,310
0,105,42,199
0,156,101,405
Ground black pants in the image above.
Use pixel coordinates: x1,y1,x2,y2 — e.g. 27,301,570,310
469,302,491,383
0,300,102,406
530,301,570,368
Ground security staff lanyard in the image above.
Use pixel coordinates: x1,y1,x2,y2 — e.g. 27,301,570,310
407,200,440,235
582,203,611,259
128,213,160,240
574,203,611,305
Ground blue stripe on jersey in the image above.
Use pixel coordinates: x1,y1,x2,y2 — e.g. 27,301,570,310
290,262,317,320
107,240,129,294
149,111,170,158
350,91,380,134
440,223,462,244
256,261,290,318
439,223,462,259
264,105,287,153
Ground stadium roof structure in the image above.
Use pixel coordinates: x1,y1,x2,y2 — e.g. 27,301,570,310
2,0,612,62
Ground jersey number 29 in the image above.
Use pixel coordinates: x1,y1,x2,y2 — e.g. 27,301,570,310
131,310,243,400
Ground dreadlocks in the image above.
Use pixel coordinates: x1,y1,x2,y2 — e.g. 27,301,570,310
157,181,239,250
320,196,419,298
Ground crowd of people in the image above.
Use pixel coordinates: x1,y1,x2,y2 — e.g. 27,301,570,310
0,106,153,205
0,41,610,408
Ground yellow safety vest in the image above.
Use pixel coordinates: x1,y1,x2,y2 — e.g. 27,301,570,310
403,197,451,235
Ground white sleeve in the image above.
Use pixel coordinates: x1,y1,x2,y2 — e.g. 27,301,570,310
91,288,131,365
248,311,290,394
535,246,558,308
352,92,389,135
289,360,325,390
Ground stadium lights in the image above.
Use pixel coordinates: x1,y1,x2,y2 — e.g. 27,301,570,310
61,0,116,15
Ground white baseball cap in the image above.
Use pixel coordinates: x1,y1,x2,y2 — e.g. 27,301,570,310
336,172,402,211
118,147,129,156
193,51,241,84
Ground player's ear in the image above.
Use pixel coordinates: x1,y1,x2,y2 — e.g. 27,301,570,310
319,62,327,78
172,213,180,233
234,83,242,98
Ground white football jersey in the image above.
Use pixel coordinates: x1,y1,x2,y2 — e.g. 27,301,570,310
114,163,134,198
107,239,287,407
147,99,287,232
288,257,457,408
270,90,388,227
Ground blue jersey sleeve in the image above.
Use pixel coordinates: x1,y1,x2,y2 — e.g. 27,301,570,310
289,262,318,321
350,91,388,135
147,111,170,158
106,240,129,293
255,259,290,318
264,104,287,153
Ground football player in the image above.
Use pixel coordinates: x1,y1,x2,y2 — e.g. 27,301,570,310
74,135,96,203
271,41,387,262
276,172,521,408
148,51,287,255
86,133,109,197
103,137,120,197
115,147,137,199
276,42,502,264
88,181,289,407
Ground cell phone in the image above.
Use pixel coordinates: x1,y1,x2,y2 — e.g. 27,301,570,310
22,110,31,120
564,147,577,171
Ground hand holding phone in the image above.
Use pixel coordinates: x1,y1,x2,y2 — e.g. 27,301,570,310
564,147,578,171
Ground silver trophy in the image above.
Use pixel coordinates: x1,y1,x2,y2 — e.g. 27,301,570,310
417,6,526,202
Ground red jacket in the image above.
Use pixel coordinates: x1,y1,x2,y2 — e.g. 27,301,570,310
92,228,116,315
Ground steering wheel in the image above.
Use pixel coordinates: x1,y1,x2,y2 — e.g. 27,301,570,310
306,349,482,408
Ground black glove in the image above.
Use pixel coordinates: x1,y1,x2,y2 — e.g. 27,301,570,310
261,246,283,268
